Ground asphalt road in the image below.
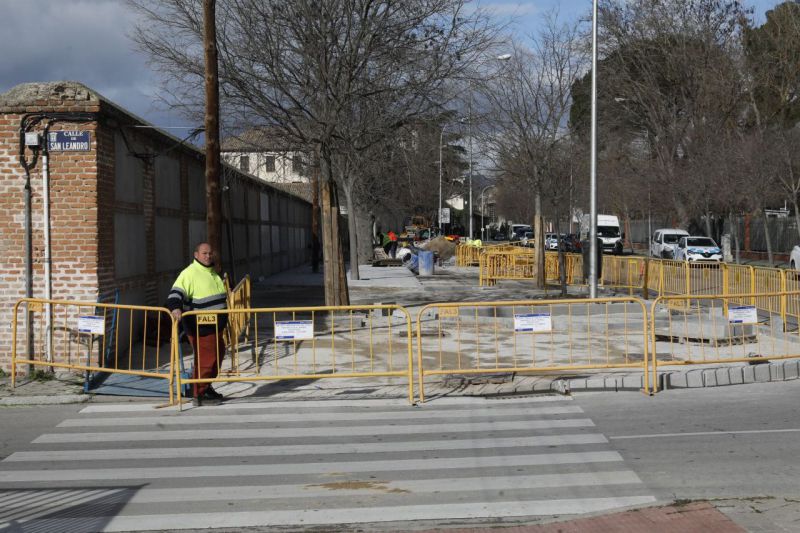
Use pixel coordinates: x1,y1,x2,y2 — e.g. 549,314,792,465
1,381,799,531
574,380,800,499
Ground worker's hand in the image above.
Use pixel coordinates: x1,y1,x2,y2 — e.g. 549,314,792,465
170,309,182,321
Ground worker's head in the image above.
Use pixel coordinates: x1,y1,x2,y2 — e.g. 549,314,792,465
194,242,214,267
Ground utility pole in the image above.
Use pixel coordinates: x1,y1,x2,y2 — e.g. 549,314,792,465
203,0,223,268
311,146,321,273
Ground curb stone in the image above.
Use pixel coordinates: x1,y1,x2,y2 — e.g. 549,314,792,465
0,394,89,406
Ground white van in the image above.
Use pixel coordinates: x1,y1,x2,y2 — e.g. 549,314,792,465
509,224,532,241
650,228,689,259
579,214,623,255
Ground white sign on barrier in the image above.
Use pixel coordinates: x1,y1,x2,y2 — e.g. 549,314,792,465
77,315,105,335
728,305,758,325
514,313,552,333
275,320,314,341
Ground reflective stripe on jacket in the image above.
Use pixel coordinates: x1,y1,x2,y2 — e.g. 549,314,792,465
167,259,228,335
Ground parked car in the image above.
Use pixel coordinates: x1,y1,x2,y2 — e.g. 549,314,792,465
674,236,722,262
521,231,535,247
791,245,800,270
650,228,689,259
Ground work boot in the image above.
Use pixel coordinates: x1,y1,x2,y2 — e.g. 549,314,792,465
205,386,224,400
192,391,222,407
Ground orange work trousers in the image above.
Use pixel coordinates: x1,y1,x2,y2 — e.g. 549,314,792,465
187,333,225,397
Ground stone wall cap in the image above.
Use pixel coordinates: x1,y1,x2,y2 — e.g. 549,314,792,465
0,81,101,107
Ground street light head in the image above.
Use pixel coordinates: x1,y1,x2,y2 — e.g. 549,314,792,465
496,53,512,61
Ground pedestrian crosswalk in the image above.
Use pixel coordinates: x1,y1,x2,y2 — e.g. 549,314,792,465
0,396,656,532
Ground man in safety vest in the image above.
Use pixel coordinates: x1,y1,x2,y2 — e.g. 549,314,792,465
385,230,398,258
167,242,228,406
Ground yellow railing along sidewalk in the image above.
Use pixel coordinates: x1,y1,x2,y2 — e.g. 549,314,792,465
11,298,177,404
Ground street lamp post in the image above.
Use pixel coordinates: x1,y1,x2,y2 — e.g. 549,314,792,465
438,126,447,234
589,0,599,298
463,54,510,241
468,87,474,240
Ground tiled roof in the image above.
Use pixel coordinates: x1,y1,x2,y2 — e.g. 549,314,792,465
222,127,305,152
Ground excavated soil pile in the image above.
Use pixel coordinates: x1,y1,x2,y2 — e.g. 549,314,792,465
421,236,457,261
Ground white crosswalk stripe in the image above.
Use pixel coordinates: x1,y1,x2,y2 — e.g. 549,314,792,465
0,397,656,532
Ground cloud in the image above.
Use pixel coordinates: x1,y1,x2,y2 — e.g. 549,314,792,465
0,0,182,126
483,1,539,17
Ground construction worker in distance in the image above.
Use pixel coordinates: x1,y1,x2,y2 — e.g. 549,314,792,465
384,230,399,258
167,242,228,406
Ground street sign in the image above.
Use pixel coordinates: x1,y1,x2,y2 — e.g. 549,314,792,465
439,208,450,224
47,130,91,152
728,306,758,325
514,313,552,333
77,315,105,335
275,320,314,341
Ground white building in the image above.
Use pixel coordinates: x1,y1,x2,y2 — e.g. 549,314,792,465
222,128,310,184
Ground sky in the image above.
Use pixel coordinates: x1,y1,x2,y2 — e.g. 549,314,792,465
0,0,787,132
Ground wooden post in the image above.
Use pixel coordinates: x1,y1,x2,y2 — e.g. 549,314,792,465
203,0,222,267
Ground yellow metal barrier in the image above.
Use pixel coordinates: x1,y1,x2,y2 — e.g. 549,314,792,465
752,266,784,317
725,264,754,305
650,291,800,392
224,275,253,374
457,241,526,266
177,304,415,405
479,249,536,286
415,298,651,402
11,298,176,404
785,270,800,321
479,249,582,287
659,260,688,296
603,256,648,295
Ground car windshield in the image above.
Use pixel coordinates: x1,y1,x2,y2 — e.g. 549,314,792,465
664,234,683,244
687,238,716,247
597,225,620,238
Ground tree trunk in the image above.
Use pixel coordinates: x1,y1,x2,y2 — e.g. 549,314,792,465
556,215,566,296
343,182,360,281
311,147,321,273
332,185,349,305
793,198,800,241
730,212,741,264
762,208,774,267
319,149,349,306
704,210,713,237
534,191,545,289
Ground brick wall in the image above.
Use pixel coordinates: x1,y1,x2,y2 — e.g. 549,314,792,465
0,82,311,372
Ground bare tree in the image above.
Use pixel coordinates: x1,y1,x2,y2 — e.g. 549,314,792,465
570,0,748,228
744,2,800,239
481,15,587,288
130,0,498,296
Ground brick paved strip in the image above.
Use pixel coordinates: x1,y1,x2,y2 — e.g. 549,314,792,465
417,502,746,533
